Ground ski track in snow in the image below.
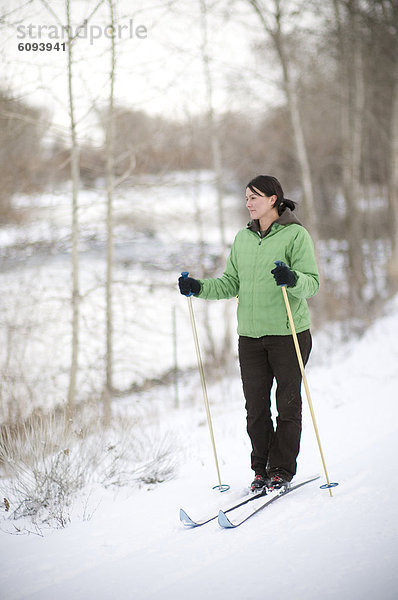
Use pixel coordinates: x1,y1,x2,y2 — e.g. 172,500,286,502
1,300,398,599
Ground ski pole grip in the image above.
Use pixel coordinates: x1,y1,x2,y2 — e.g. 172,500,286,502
181,271,194,297
274,260,287,287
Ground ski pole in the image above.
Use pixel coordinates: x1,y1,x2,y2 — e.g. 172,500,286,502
274,261,338,497
181,272,230,493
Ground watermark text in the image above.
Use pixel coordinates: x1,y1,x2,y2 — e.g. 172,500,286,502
16,19,148,45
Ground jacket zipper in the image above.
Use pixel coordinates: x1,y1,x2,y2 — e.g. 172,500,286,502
251,227,290,330
253,231,262,245
252,232,262,332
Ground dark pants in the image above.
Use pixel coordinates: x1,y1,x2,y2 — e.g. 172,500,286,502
238,330,312,481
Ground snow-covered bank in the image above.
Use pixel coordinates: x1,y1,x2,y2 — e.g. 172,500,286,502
1,296,398,600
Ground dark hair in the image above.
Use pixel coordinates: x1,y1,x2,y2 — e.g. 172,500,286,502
247,175,296,216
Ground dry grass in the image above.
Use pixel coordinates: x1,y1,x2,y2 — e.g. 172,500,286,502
0,405,177,533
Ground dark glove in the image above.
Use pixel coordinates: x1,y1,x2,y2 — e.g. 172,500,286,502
271,262,297,287
178,275,201,296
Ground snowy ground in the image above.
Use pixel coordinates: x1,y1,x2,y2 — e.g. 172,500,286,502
1,294,398,599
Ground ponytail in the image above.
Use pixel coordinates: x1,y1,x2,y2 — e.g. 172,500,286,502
279,197,296,213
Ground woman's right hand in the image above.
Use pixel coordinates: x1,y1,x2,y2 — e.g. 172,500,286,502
178,275,201,296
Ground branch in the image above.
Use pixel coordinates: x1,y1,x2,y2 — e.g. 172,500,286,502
39,0,107,42
248,0,273,34
0,0,34,24
39,0,63,28
0,109,50,128
72,0,107,42
114,150,137,188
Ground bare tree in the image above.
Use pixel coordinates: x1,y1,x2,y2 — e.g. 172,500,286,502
378,0,398,287
199,0,227,256
389,57,398,282
65,0,80,418
245,0,329,323
0,91,47,221
332,0,367,307
248,0,318,237
102,0,116,426
40,0,106,416
199,0,233,365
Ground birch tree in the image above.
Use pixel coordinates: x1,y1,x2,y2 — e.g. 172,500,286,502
378,0,398,288
199,0,233,366
103,0,116,426
248,0,319,238
332,0,367,306
40,0,105,417
246,0,328,321
65,0,80,417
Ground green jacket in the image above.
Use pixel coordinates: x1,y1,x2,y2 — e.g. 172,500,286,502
197,209,319,337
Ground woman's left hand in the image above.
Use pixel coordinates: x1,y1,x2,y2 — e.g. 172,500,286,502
271,262,297,287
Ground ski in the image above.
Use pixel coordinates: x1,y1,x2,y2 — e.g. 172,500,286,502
180,488,268,528
218,475,320,528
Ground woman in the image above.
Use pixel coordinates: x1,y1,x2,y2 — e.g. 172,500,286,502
178,175,319,491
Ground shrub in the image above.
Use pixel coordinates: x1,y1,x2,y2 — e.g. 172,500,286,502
0,406,177,534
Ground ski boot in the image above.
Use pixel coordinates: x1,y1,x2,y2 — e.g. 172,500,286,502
268,473,291,491
250,474,270,493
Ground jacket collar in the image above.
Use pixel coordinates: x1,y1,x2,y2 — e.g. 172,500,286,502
247,208,302,236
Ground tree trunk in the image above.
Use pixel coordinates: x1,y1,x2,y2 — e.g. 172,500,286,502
249,0,325,321
66,0,80,419
199,0,233,365
39,0,113,415
387,62,398,287
274,33,317,234
102,0,116,427
248,1,318,230
334,0,367,308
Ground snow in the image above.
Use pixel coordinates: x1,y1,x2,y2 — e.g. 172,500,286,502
1,295,398,599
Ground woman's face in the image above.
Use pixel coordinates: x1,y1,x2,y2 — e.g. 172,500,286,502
245,186,277,221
